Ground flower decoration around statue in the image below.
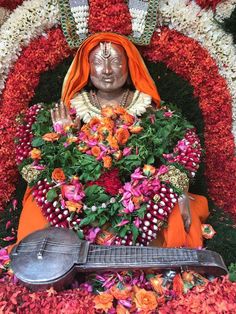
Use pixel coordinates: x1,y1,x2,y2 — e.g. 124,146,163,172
15,102,202,246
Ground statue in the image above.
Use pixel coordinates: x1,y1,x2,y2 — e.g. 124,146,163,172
16,33,209,249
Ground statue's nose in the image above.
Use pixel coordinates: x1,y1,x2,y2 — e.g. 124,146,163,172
103,60,112,75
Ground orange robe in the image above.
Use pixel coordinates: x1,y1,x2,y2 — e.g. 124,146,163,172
16,188,209,248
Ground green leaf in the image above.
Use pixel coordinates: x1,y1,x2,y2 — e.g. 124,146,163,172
32,137,44,147
46,189,58,202
79,215,96,227
146,155,155,164
131,225,139,243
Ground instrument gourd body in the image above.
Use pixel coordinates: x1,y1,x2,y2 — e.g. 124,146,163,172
10,227,227,291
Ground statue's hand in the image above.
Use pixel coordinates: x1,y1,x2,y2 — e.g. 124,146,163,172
50,101,80,132
178,192,192,233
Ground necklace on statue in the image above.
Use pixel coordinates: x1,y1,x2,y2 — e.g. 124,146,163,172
89,89,130,109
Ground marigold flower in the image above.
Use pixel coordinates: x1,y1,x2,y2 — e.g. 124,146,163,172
102,156,112,169
150,275,164,295
114,105,126,115
30,148,41,159
91,146,101,157
110,284,132,300
102,117,115,130
113,150,123,161
173,274,184,295
115,128,130,145
116,304,130,314
201,224,216,239
134,287,158,311
122,113,135,125
101,106,116,119
65,201,82,213
182,271,194,284
129,125,143,134
94,293,114,312
51,168,66,182
107,134,119,150
42,132,60,142
143,164,156,176
89,117,101,129
96,230,115,245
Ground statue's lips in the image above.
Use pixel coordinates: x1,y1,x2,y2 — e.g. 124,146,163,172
102,77,114,83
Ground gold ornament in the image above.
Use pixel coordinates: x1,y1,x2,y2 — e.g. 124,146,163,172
160,165,189,192
21,164,40,183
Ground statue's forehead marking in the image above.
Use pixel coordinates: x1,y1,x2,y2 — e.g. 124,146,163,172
100,42,111,59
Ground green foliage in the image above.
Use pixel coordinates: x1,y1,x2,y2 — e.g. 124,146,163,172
219,7,236,45
228,263,236,282
205,204,236,266
117,106,193,180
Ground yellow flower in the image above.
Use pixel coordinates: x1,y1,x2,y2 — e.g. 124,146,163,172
30,148,41,159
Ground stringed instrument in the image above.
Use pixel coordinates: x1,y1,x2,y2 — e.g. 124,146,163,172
10,227,227,291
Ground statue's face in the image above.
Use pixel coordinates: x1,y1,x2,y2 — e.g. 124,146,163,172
89,42,128,92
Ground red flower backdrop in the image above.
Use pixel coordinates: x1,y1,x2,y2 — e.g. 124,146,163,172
0,0,24,10
0,273,236,312
142,28,236,217
88,0,132,35
193,0,225,10
0,28,71,210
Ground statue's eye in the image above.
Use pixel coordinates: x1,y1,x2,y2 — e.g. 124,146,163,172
111,58,122,65
92,58,103,65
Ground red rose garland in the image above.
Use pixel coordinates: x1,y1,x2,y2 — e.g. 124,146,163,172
193,0,225,10
0,28,71,210
88,0,132,35
0,26,235,218
142,28,236,217
0,0,24,10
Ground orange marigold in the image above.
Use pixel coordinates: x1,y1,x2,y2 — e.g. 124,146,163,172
89,117,101,129
114,105,126,116
110,284,132,300
65,201,82,213
94,293,114,313
115,128,130,145
122,113,135,126
101,106,116,119
91,146,101,157
102,156,112,169
42,132,60,142
30,148,41,159
116,304,130,314
134,288,158,312
107,134,119,150
129,125,143,134
102,117,115,131
150,275,164,295
51,168,66,182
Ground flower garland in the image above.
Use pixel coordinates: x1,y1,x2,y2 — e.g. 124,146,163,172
157,0,236,141
193,0,225,10
142,28,236,216
215,0,236,21
88,0,132,35
0,0,24,10
0,0,60,96
0,28,71,210
0,6,9,26
16,103,200,245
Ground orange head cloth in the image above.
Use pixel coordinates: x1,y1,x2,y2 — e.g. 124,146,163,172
61,32,161,107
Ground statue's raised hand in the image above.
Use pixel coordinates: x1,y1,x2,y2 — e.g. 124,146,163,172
178,192,192,233
50,101,80,133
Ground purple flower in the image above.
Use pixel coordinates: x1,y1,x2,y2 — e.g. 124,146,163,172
123,147,132,156
86,227,101,243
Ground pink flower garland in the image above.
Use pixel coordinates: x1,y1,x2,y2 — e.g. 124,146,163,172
142,28,236,217
0,26,235,218
0,28,71,210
